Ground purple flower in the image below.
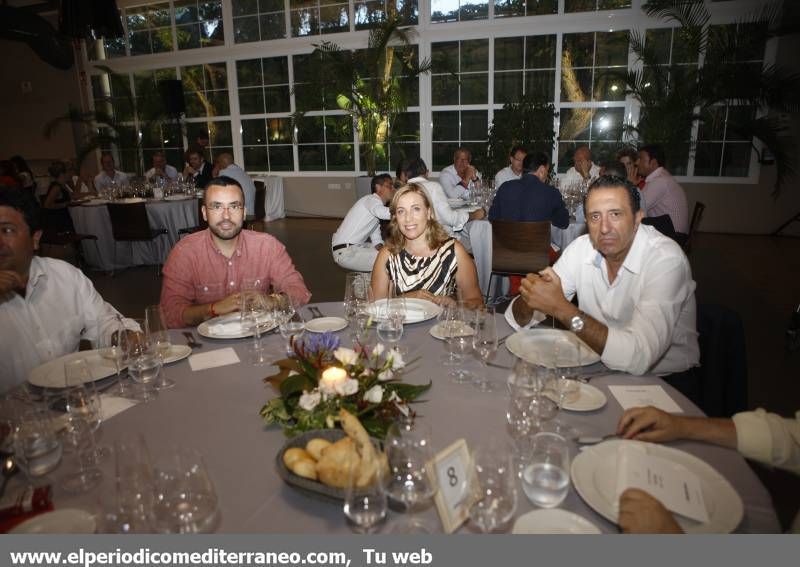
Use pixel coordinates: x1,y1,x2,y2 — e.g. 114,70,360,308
302,332,340,357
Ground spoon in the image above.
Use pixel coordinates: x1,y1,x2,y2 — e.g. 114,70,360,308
0,454,18,498
576,433,618,445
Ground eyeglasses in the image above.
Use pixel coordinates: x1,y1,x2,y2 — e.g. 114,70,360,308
206,202,244,214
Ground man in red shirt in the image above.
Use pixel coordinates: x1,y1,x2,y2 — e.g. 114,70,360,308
160,176,311,328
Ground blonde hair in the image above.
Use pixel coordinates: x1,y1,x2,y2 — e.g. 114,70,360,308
385,183,450,255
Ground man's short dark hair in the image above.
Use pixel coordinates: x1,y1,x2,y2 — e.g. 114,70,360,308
639,144,665,168
403,157,428,180
100,152,114,163
509,145,527,157
0,186,41,234
371,173,392,193
204,176,245,203
600,160,627,179
522,152,550,173
585,174,641,213
616,146,638,162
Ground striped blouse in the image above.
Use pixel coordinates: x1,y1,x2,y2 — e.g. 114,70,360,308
386,239,458,297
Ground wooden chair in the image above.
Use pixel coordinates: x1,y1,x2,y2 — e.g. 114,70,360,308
488,220,551,300
683,201,706,253
178,198,208,237
245,179,267,232
106,202,168,276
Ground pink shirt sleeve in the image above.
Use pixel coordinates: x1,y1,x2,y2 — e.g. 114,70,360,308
264,237,312,306
160,244,199,328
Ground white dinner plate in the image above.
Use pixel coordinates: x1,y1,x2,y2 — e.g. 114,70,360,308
197,313,275,339
570,440,743,533
164,194,194,201
447,198,466,208
9,509,96,534
505,329,599,368
118,197,146,204
366,298,442,324
428,321,476,340
28,350,120,388
163,344,192,364
513,509,601,534
82,198,110,206
545,383,607,412
305,316,348,333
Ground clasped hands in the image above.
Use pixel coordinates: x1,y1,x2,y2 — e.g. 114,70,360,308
519,268,569,319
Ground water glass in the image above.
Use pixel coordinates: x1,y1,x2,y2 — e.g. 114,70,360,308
241,291,271,365
109,436,155,533
445,303,475,384
152,448,220,533
60,414,102,494
14,407,63,478
128,352,162,403
520,432,570,508
343,441,387,534
145,305,175,390
279,313,306,357
468,444,517,533
472,307,498,392
384,423,437,512
344,272,371,322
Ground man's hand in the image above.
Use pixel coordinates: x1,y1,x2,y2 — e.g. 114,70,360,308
616,406,684,442
0,270,24,297
519,268,568,317
213,292,242,316
183,164,196,177
468,208,486,221
576,159,591,179
618,489,683,534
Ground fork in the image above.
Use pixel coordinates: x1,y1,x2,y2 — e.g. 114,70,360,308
182,331,202,348
310,306,324,318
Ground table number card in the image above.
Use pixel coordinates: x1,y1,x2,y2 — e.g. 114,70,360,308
616,444,709,523
428,439,472,534
608,385,683,413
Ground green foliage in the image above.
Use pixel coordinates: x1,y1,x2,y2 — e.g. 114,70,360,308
476,93,558,178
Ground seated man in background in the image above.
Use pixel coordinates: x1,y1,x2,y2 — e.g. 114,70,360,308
508,175,700,400
439,147,480,200
213,153,257,217
145,151,179,183
562,145,600,187
331,174,395,272
616,146,644,188
616,405,800,533
160,176,310,328
0,188,137,392
183,148,213,189
488,152,568,228
494,146,527,191
93,152,129,193
638,144,689,235
599,160,646,211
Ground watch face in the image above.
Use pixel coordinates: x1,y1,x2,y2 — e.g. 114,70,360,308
571,316,584,332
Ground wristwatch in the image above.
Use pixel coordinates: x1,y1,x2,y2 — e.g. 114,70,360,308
570,311,585,333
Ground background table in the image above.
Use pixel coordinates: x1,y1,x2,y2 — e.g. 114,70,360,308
29,302,780,533
68,198,199,271
253,176,286,221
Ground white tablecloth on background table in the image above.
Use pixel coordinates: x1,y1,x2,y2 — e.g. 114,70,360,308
23,302,778,533
254,175,286,221
68,198,199,271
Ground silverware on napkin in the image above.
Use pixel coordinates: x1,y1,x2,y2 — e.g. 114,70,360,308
182,331,202,348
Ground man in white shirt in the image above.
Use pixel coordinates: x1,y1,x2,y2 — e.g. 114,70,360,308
0,188,136,393
332,174,395,272
507,175,699,398
562,145,600,187
638,144,689,234
93,152,129,193
144,152,179,183
438,147,480,200
494,146,527,191
213,153,257,216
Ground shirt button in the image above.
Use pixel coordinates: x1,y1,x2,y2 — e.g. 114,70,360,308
230,281,235,286
228,261,232,266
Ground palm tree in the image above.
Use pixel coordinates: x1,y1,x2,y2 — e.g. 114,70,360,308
292,15,432,176
622,0,800,194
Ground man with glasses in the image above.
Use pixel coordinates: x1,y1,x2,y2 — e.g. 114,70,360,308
160,176,310,328
493,146,527,191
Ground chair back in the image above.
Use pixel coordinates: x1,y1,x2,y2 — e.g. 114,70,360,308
196,197,208,230
684,201,706,253
254,180,266,221
107,202,154,241
491,220,551,275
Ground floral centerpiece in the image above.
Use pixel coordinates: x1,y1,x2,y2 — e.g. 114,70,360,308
260,332,430,439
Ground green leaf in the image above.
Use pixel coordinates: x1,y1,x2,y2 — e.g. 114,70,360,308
279,374,316,399
384,381,432,401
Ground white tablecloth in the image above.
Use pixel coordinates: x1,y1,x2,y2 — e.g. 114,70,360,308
253,176,285,221
68,198,199,271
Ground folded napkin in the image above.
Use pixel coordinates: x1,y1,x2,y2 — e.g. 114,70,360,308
189,347,240,371
100,395,139,420
208,321,244,336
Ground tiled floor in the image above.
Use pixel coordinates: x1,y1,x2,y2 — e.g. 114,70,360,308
82,219,800,529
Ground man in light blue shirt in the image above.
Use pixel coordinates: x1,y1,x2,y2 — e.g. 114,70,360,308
213,153,257,216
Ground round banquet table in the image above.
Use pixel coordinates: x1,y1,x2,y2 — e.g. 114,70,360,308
67,197,199,271
27,302,780,533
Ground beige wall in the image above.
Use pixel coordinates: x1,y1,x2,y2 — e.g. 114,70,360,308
282,177,360,218
0,25,84,179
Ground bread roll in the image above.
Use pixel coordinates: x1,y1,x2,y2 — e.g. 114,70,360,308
316,437,361,488
283,447,312,469
305,438,332,461
290,458,318,480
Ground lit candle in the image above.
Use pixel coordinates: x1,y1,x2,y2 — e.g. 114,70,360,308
320,366,348,390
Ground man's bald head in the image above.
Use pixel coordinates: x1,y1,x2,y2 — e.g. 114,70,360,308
215,153,234,168
574,146,592,163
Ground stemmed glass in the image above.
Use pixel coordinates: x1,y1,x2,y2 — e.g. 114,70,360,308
377,282,405,350
152,448,220,533
445,302,475,384
343,440,387,534
468,444,517,533
542,336,581,440
472,307,498,392
278,296,306,357
145,305,176,390
384,422,437,531
437,304,462,366
520,432,571,509
61,359,110,461
126,329,161,403
106,436,154,533
240,291,272,365
98,316,130,397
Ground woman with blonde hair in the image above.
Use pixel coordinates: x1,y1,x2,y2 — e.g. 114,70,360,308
370,183,483,308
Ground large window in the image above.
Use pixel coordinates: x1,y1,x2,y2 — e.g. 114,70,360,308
175,0,225,49
494,35,557,103
127,3,173,56
233,0,287,42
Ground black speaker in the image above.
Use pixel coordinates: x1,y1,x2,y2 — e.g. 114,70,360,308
159,79,185,116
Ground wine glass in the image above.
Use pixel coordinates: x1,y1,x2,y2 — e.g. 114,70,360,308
240,291,272,365
542,336,581,440
472,307,498,392
127,333,161,403
98,316,130,397
343,440,387,534
437,303,461,367
145,305,175,391
385,423,437,513
279,304,306,357
445,302,475,384
60,412,102,494
106,436,154,533
378,282,406,352
468,444,517,533
520,432,570,509
152,448,220,533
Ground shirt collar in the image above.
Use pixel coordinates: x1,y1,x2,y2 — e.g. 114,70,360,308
205,228,245,259
25,257,47,296
645,166,664,182
586,224,648,275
